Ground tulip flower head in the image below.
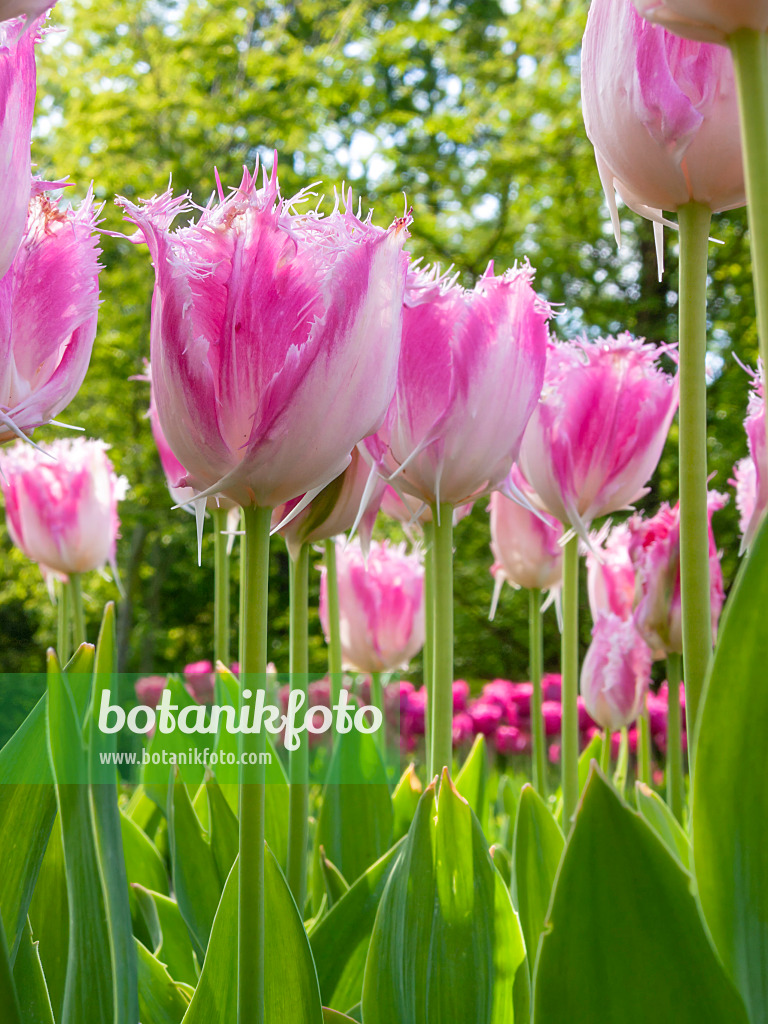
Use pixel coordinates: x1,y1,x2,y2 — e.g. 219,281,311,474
732,371,767,551
0,437,127,577
580,613,652,731
1,185,101,444
582,0,744,249
117,161,409,510
519,334,678,537
373,260,550,508
319,538,425,674
0,2,54,23
633,0,768,44
586,522,636,621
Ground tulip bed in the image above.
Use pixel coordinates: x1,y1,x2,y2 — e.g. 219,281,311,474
4,1,768,1023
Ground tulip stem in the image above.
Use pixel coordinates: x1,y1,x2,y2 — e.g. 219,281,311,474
666,652,685,823
601,729,611,775
69,573,86,650
286,541,309,912
613,728,629,799
730,28,768,453
637,695,652,787
561,533,580,829
423,521,435,770
238,505,271,1024
429,502,454,781
370,671,386,759
324,539,343,716
57,579,71,665
213,506,231,700
529,588,547,796
238,510,246,671
677,200,712,763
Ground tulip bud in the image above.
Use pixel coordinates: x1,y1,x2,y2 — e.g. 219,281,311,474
489,467,563,594
580,613,652,731
0,437,127,577
318,538,425,674
633,0,768,44
586,522,636,621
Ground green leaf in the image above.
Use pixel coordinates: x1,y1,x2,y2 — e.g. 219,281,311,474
182,850,323,1023
28,819,68,1021
168,780,221,961
142,677,209,808
532,769,748,1023
320,849,350,908
552,732,601,828
132,886,198,987
322,1011,358,1023
362,771,525,1024
121,811,169,896
391,763,422,842
136,939,190,1024
205,777,239,888
512,784,564,973
635,782,691,872
0,909,22,1024
455,733,488,824
309,840,403,1012
694,513,768,1021
13,919,54,1024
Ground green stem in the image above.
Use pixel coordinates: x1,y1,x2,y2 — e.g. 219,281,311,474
324,539,343,714
730,29,768,453
69,573,86,650
286,541,309,911
428,502,454,780
614,728,629,799
370,671,386,759
600,728,611,775
666,652,685,823
214,506,231,702
238,509,246,671
637,696,652,787
238,505,271,1024
529,587,547,796
423,520,435,769
57,578,71,665
561,534,580,828
677,201,713,761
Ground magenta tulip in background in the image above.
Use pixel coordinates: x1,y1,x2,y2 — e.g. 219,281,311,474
374,261,550,508
319,538,425,674
489,466,563,593
519,335,678,536
0,438,127,577
0,185,101,443
582,0,744,241
580,612,652,731
118,163,409,510
732,373,767,551
628,491,727,658
633,0,768,43
586,522,636,621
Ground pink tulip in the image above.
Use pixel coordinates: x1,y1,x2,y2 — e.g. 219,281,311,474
628,491,726,658
452,711,474,747
1,185,101,443
519,334,678,536
489,466,563,594
541,700,563,736
183,660,215,704
732,372,767,551
468,699,505,736
380,484,473,529
134,675,167,709
586,522,636,621
318,538,425,674
0,438,127,576
372,261,550,508
117,163,409,510
582,0,744,243
633,0,768,43
496,725,530,756
0,2,54,23
580,613,652,731
273,446,385,558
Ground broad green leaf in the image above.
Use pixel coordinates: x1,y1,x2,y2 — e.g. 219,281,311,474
28,818,68,1021
635,782,691,872
0,909,22,1024
13,919,54,1024
205,777,239,887
322,1011,357,1022
123,785,164,837
132,886,198,987
168,780,221,961
320,849,349,908
455,733,488,824
512,784,564,973
489,844,512,889
532,769,748,1023
182,850,323,1023
553,732,601,829
309,840,403,1012
694,513,768,1021
362,772,525,1024
121,811,169,895
143,677,209,808
391,764,422,842
136,939,190,1024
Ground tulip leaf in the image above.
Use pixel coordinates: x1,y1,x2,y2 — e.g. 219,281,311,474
693,514,768,1021
28,818,68,1021
13,919,54,1024
553,732,601,829
309,839,403,1012
142,676,209,808
0,909,22,1024
320,848,350,908
205,777,239,887
635,782,691,872
182,850,323,1023
512,784,564,974
532,769,748,1023
391,763,422,842
362,772,525,1024
136,939,190,1024
322,1011,358,1023
132,886,198,987
121,811,169,895
455,733,488,823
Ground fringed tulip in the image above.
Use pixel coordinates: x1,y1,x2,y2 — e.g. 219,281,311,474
580,613,652,731
489,467,563,595
732,372,767,551
582,0,744,240
0,185,101,443
633,0,768,44
628,491,727,657
117,163,409,510
586,522,636,620
519,334,678,536
319,538,425,674
0,437,127,577
373,261,550,508
0,2,54,23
